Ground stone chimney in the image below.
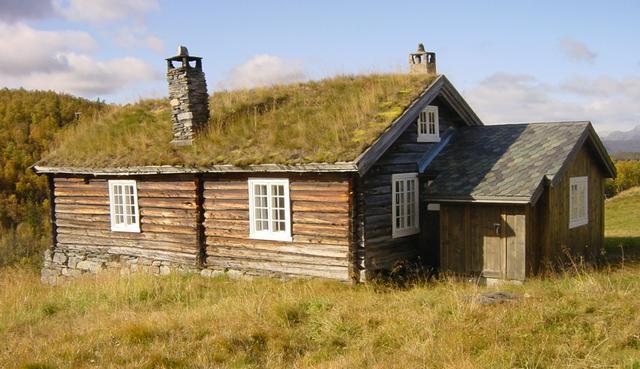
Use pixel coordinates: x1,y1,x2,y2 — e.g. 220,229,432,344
409,43,437,75
166,46,209,145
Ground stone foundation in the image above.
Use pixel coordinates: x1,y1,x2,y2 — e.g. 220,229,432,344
41,248,200,284
41,248,258,284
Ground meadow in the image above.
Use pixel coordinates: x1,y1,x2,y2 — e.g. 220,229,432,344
0,188,639,369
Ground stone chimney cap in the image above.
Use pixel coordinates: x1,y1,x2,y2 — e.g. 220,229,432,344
166,45,202,62
416,43,426,53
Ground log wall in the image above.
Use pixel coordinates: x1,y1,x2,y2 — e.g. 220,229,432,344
359,99,460,274
203,175,352,281
52,176,199,265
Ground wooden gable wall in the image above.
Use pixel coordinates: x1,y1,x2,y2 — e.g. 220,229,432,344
357,97,464,276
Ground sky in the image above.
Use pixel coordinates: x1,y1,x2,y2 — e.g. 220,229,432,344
1,0,639,134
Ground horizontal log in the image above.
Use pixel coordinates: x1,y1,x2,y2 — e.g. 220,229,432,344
55,213,110,223
56,204,110,215
204,210,248,221
293,223,349,238
56,218,110,230
57,235,197,255
363,185,391,196
204,227,248,239
136,181,195,191
141,216,197,227
292,234,350,246
138,197,196,210
204,199,248,211
137,189,195,198
57,226,196,244
292,201,348,213
290,182,347,192
55,196,109,206
292,212,349,226
203,219,249,231
54,182,107,190
207,246,348,267
205,235,348,253
205,257,349,280
204,181,246,191
58,244,196,265
203,189,248,200
290,190,349,202
141,223,196,235
55,189,107,197
54,178,106,183
140,208,196,219
207,244,348,260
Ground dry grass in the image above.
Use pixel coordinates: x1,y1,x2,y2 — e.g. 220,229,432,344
1,265,640,369
40,73,435,168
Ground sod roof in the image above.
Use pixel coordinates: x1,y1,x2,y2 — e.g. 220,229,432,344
38,73,436,170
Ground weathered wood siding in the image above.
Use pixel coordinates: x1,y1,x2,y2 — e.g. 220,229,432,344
203,176,352,280
359,100,460,273
53,177,199,265
439,204,526,281
532,144,605,270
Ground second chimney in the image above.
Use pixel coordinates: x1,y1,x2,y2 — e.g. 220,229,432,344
409,43,437,75
166,46,209,145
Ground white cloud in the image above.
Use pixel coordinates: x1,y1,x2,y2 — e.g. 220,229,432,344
559,37,597,64
54,0,158,24
0,0,55,22
0,23,160,97
463,73,640,133
219,55,306,90
0,23,96,75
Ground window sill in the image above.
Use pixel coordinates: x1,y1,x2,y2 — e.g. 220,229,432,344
249,233,293,242
569,219,588,229
417,136,440,143
111,226,141,233
392,228,420,239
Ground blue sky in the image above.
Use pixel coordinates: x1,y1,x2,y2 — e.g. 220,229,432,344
1,0,639,133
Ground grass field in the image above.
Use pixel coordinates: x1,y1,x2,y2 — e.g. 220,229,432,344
604,186,640,259
1,188,639,369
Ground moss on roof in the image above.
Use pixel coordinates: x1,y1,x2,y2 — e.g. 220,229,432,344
40,73,436,168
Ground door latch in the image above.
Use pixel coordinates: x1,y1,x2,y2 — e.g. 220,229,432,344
493,223,501,236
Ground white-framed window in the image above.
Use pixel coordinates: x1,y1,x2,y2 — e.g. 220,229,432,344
418,105,440,142
392,173,420,238
248,178,292,241
569,176,588,229
108,180,140,233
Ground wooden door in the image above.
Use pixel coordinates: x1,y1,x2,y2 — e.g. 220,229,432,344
481,208,505,279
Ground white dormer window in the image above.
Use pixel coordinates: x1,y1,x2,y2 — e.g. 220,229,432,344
108,180,140,232
417,105,440,142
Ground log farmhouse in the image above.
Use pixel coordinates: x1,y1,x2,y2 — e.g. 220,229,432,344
34,44,616,284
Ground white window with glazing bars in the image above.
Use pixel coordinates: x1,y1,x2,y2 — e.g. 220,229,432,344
248,178,292,241
418,105,440,142
392,173,420,238
108,180,140,232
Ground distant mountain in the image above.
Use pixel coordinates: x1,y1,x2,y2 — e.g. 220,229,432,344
602,125,640,154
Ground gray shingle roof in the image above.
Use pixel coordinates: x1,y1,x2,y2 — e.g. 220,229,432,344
424,122,595,202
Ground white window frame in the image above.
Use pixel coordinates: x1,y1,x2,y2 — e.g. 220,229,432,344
417,105,440,143
248,178,292,242
392,173,420,238
108,180,140,233
569,176,588,229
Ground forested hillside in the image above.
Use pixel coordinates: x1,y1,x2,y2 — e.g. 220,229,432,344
0,89,106,266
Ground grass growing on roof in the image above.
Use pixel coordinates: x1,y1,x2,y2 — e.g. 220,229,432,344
41,73,435,168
